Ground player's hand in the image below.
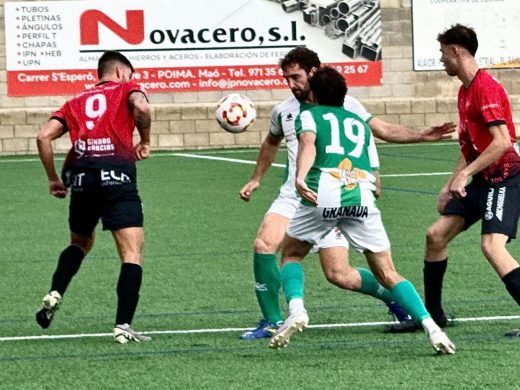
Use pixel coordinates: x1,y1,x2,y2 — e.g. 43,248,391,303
239,179,260,201
135,142,150,160
49,179,68,198
449,172,468,199
421,122,456,141
437,186,452,213
374,171,381,199
296,178,317,205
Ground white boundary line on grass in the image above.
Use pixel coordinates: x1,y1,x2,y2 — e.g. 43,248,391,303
0,152,452,177
2,314,519,342
152,153,453,177
0,141,460,164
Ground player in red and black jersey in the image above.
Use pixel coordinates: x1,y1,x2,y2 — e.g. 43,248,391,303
35,51,152,343
404,24,520,336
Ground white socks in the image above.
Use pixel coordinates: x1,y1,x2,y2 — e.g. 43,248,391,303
288,298,305,315
421,317,442,336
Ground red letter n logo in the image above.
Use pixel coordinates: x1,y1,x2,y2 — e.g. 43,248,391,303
80,10,144,45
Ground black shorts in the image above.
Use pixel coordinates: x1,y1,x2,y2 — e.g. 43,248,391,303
442,176,520,239
68,166,143,236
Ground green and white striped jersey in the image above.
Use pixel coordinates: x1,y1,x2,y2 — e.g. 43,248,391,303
295,105,376,208
269,96,377,200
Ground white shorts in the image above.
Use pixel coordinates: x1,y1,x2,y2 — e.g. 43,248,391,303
266,193,348,251
266,193,301,220
287,204,390,253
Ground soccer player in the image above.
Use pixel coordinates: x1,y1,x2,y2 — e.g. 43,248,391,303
413,24,520,336
239,47,455,339
269,66,455,354
35,51,152,344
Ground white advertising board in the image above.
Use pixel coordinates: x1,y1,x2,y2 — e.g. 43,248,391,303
412,0,520,71
4,0,384,96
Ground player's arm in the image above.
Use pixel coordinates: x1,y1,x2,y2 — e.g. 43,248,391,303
367,132,381,198
449,124,511,198
36,118,68,198
129,91,152,160
295,131,317,204
368,117,456,143
239,132,283,201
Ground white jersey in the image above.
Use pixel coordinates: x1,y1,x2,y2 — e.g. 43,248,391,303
269,95,376,199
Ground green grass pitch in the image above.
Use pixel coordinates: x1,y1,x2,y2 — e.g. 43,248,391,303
0,142,519,389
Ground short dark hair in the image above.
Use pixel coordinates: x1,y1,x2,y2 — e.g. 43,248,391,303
279,46,321,73
97,51,135,79
437,24,478,56
309,66,347,107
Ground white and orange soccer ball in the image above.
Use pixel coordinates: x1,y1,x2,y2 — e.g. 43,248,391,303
215,93,256,133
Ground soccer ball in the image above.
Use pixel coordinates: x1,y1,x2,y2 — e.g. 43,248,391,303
215,93,256,133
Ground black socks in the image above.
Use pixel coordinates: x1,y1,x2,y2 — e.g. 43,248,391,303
115,263,143,325
50,245,85,295
423,259,448,317
502,267,520,306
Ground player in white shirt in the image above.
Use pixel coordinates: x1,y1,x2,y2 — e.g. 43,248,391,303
239,47,455,339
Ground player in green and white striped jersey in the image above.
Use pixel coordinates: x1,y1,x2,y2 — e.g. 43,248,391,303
269,67,456,355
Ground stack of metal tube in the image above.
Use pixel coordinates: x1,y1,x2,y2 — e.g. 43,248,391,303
276,0,382,60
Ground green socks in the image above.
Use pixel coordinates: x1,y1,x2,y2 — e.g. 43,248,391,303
391,280,430,322
253,253,282,324
280,261,304,302
356,267,394,303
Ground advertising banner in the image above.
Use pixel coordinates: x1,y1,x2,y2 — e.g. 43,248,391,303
412,0,520,71
4,0,383,96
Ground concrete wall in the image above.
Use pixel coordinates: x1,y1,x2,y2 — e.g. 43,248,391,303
1,0,520,155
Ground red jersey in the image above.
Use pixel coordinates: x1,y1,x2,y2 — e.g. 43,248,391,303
52,81,147,168
457,69,520,184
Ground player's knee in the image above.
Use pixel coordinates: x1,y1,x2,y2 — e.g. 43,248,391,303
119,245,143,264
323,267,357,290
480,236,502,260
323,268,339,285
253,236,278,253
70,236,94,254
425,225,447,250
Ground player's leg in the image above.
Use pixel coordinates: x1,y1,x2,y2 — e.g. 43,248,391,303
112,226,145,327
36,172,98,329
35,232,94,329
242,196,297,339
481,234,520,277
270,205,325,348
102,177,149,343
111,226,150,343
423,215,465,326
339,206,454,352
331,208,413,324
51,232,93,296
386,214,464,333
481,234,520,327
365,250,455,354
422,180,481,327
252,213,288,324
269,234,312,349
478,184,520,336
318,243,411,323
